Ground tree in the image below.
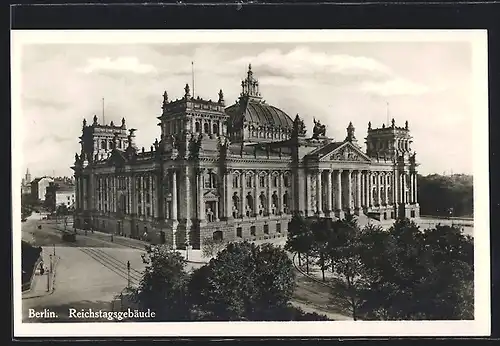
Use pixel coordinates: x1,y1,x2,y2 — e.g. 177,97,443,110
132,244,190,321
201,237,226,259
285,212,314,273
327,217,370,321
188,241,296,321
311,218,334,282
355,219,474,320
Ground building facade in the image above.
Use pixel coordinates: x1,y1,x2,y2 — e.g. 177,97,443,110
73,65,420,249
45,181,76,212
31,177,54,202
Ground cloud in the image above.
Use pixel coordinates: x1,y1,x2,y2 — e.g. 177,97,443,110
360,77,431,97
228,46,434,97
79,56,157,74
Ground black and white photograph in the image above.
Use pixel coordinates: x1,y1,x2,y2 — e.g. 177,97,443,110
12,30,490,337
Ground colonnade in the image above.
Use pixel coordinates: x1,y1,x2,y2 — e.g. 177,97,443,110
306,169,418,215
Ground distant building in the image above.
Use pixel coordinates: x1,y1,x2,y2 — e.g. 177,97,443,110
45,181,76,212
21,168,32,195
31,177,54,202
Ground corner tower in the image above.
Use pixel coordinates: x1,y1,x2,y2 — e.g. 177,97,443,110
80,115,129,163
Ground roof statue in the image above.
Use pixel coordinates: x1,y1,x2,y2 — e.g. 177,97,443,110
312,118,326,139
184,84,191,99
218,89,224,104
93,115,98,125
292,114,307,137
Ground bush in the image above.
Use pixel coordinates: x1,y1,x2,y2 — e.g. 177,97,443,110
201,237,226,259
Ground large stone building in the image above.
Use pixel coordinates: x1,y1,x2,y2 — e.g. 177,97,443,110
73,65,420,249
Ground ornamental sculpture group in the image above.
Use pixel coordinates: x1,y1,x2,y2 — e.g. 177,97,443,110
292,114,326,139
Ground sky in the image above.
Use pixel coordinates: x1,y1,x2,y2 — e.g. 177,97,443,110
19,41,474,178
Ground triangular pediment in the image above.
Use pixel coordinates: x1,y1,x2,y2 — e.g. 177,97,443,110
319,142,371,163
203,190,219,201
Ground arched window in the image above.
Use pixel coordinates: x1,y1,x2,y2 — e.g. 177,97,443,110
259,175,265,188
204,122,210,134
233,174,239,188
101,140,107,150
272,192,278,206
273,176,278,188
117,140,122,149
212,123,219,135
283,175,290,187
195,122,201,132
246,175,252,188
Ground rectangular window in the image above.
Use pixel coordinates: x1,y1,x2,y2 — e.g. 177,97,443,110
250,226,256,236
147,207,151,217
263,224,269,234
236,227,242,238
246,176,252,188
138,206,142,216
273,176,278,188
284,176,290,187
276,223,281,233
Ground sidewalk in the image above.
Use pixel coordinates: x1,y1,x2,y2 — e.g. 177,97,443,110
22,248,60,300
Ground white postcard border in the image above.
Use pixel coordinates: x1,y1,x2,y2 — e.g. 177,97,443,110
11,29,490,337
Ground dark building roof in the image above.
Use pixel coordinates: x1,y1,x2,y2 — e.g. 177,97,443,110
226,98,294,131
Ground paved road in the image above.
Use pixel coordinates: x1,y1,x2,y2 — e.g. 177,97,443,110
21,218,203,323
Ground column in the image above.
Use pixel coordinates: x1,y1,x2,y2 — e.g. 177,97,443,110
413,173,418,204
336,170,342,212
347,170,352,212
306,171,312,215
368,172,373,207
355,171,362,210
83,177,87,210
278,171,284,213
241,171,246,217
185,166,191,224
316,171,322,214
171,170,178,221
147,174,152,217
384,173,389,206
393,171,399,205
267,171,272,215
401,172,406,204
326,170,333,214
198,169,205,222
75,177,79,210
225,173,232,219
376,172,381,206
363,171,368,208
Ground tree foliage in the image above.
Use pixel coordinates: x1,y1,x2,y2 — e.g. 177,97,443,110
418,174,473,217
285,213,314,272
188,241,296,321
133,244,190,321
201,237,226,259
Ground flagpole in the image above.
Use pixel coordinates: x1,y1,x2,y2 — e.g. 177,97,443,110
102,98,105,124
192,61,195,98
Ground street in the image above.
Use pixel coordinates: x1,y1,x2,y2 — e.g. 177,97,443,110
21,215,202,323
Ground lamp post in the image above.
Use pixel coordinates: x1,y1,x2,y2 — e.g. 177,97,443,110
47,254,52,292
185,241,190,261
127,260,131,289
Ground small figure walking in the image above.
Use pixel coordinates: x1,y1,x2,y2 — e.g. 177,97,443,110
39,262,45,275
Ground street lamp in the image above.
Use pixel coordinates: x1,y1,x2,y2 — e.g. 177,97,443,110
127,261,131,288
185,241,190,261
